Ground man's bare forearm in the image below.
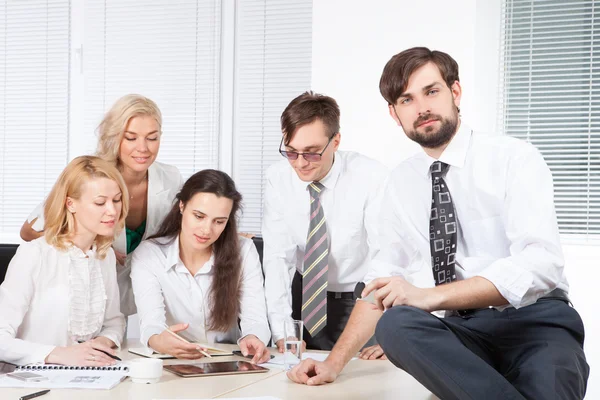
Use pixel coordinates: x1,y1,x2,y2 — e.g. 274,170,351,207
432,276,508,311
325,300,383,373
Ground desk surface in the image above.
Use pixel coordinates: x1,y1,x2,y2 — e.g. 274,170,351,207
1,340,436,400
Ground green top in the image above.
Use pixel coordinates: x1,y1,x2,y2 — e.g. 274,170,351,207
126,220,147,254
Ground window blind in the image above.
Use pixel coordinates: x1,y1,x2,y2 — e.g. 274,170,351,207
0,0,71,243
500,0,600,239
233,0,312,233
82,0,221,178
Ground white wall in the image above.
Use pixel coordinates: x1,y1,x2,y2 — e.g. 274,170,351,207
312,1,597,398
311,0,503,168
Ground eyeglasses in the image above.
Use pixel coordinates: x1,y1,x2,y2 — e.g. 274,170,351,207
279,134,336,162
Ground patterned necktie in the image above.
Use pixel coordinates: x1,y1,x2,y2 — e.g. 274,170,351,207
429,161,457,285
302,181,329,337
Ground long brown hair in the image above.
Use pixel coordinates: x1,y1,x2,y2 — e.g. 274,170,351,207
150,169,243,332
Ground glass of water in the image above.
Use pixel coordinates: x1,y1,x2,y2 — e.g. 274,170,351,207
283,319,304,370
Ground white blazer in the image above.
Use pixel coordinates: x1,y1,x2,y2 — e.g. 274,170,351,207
27,161,184,316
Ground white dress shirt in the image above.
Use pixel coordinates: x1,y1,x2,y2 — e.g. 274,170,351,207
131,236,270,349
263,151,388,342
27,161,184,316
0,238,125,365
365,122,569,311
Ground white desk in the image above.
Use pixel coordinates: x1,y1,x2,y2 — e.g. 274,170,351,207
215,354,438,400
0,340,436,399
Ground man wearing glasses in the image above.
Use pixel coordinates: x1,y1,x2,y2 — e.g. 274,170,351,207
262,91,388,351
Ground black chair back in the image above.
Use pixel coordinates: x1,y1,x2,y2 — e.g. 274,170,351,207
0,244,19,284
251,236,264,266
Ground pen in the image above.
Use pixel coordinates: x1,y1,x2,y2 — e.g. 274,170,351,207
96,348,122,361
19,389,50,400
77,340,122,361
162,325,212,358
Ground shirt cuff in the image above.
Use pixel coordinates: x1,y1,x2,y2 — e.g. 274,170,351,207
269,317,287,344
32,344,56,365
239,326,270,347
477,258,534,309
141,325,165,351
97,331,122,350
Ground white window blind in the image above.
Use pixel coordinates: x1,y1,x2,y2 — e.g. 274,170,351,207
233,0,312,233
0,0,70,243
82,0,221,178
500,0,600,239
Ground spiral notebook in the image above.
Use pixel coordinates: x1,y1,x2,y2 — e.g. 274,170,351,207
0,363,129,390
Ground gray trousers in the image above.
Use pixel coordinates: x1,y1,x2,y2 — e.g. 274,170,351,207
376,299,589,400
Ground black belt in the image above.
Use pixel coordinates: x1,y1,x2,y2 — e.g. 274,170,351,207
327,291,356,300
456,288,570,317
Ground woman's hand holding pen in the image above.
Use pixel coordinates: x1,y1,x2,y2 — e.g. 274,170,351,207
44,340,117,366
148,323,209,360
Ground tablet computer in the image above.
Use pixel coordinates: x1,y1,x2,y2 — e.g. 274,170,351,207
164,361,269,377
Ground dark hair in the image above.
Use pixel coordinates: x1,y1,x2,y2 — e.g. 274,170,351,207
280,91,340,145
150,169,243,332
379,47,460,105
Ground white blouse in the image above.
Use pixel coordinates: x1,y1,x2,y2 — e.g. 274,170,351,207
27,161,183,316
131,236,270,349
0,238,125,365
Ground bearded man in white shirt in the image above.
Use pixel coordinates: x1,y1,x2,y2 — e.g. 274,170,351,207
262,91,388,351
286,48,589,400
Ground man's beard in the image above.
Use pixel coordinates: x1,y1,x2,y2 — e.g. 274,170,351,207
404,112,459,149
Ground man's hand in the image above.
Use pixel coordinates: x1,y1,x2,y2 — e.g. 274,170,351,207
238,334,271,364
359,344,387,360
286,358,339,386
363,276,441,312
275,338,307,353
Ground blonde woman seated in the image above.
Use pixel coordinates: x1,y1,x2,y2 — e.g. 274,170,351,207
20,94,183,316
0,156,127,366
131,170,271,364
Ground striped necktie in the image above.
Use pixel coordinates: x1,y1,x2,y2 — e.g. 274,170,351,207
302,181,329,337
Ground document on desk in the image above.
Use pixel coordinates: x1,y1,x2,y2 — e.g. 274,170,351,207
261,352,357,369
0,363,128,389
129,345,233,359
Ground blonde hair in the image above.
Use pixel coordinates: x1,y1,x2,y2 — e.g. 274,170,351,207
44,156,130,259
96,94,162,165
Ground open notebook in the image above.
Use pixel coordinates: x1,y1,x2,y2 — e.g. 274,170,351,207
129,345,233,359
0,363,128,390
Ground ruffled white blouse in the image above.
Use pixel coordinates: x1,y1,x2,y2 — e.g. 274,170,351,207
0,238,125,365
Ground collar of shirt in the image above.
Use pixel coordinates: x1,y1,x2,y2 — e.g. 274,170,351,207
290,151,343,192
67,242,97,259
163,234,215,275
414,121,473,178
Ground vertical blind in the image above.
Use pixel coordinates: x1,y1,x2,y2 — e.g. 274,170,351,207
83,0,221,178
0,0,71,242
500,0,600,238
233,0,313,233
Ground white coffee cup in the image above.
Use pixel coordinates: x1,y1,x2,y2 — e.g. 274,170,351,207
128,358,163,384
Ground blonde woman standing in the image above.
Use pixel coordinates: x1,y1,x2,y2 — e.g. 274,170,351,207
0,156,127,366
20,95,183,316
